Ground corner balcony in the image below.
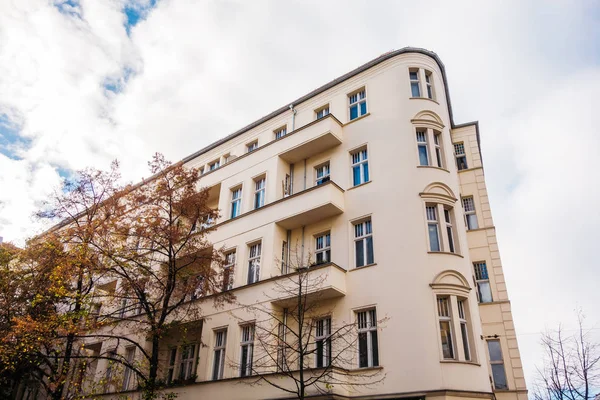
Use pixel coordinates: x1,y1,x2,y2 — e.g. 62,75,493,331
269,262,347,307
210,180,345,242
278,114,343,163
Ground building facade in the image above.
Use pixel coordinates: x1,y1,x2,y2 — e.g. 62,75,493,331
85,48,527,400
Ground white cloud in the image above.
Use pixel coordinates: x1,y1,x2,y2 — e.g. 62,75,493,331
0,0,598,389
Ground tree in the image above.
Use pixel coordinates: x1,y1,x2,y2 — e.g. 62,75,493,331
82,153,233,399
534,311,600,400
233,246,385,400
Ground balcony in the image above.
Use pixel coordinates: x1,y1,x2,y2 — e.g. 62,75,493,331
209,180,345,242
269,262,347,307
278,114,343,163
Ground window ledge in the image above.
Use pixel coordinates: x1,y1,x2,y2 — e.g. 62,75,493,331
410,96,439,105
347,180,372,191
427,251,464,258
478,300,511,306
457,166,483,173
344,112,371,126
417,165,450,173
465,226,495,233
349,263,377,272
349,365,384,372
440,360,481,366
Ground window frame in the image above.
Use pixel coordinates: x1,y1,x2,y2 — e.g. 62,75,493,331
315,161,331,186
454,142,468,170
350,147,369,187
166,347,177,384
253,176,266,209
314,231,331,265
487,339,509,390
274,125,287,140
426,205,441,252
348,88,367,121
230,186,242,219
315,317,332,368
178,343,197,381
462,196,478,230
212,329,227,380
353,218,374,268
425,70,435,100
122,346,136,391
409,68,421,97
223,250,236,291
444,207,457,254
356,308,379,368
457,299,471,361
247,241,262,284
416,129,429,166
240,324,255,377
437,296,455,360
208,159,220,171
246,141,258,153
473,261,493,303
315,104,330,120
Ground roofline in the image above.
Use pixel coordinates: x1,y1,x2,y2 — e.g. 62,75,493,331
181,46,461,165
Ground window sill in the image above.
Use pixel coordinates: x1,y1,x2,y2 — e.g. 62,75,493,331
349,365,384,372
344,112,371,126
417,165,450,173
427,251,464,258
465,226,495,233
347,180,372,191
349,263,377,272
410,96,439,105
440,360,481,366
457,166,483,173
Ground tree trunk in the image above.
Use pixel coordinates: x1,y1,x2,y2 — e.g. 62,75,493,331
143,332,161,400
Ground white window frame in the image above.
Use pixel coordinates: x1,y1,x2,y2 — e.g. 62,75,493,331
223,251,236,291
473,261,493,303
444,208,456,253
212,330,227,380
348,88,367,121
247,242,261,284
178,343,197,381
315,317,331,368
409,68,421,97
353,219,374,268
488,340,508,390
350,148,369,186
240,324,254,377
425,70,434,99
231,187,242,219
437,296,455,360
166,347,177,384
274,126,287,139
433,131,444,168
246,141,258,153
254,177,266,209
426,205,441,252
316,105,330,119
190,275,204,300
356,309,378,368
457,299,471,361
315,162,331,186
416,130,429,166
315,232,331,265
462,197,478,230
208,159,220,171
122,346,136,391
454,142,468,170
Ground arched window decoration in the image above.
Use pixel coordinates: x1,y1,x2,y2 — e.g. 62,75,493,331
430,270,475,363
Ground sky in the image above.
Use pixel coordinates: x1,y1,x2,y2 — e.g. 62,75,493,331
0,0,599,392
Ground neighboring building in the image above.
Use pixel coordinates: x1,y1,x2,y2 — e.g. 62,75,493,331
82,47,527,400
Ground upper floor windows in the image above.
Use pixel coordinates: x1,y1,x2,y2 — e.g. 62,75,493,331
209,159,220,171
212,329,227,380
425,203,458,254
223,251,236,292
357,308,379,368
436,295,473,362
240,324,255,377
247,242,261,284
315,317,331,368
316,105,330,120
474,261,492,303
454,142,468,170
457,299,471,361
409,68,435,100
437,296,454,359
179,344,198,381
231,187,242,219
416,130,429,166
315,232,331,265
462,197,478,230
487,340,508,389
315,162,330,185
274,126,287,140
350,148,369,186
254,177,266,209
246,141,258,153
426,205,441,252
415,128,444,168
353,219,374,268
348,89,367,121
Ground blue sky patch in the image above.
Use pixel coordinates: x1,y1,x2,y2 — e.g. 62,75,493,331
53,0,82,19
0,114,29,161
103,67,135,95
123,0,158,35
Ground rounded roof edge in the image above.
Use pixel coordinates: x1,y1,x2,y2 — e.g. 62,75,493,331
181,47,457,164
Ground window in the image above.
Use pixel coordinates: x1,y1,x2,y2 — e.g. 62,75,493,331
190,275,205,300
122,347,136,390
274,126,287,139
315,232,331,264
434,131,444,167
454,143,468,170
487,340,508,389
357,309,378,368
350,148,369,186
223,251,236,291
246,141,258,153
209,160,220,171
231,187,242,219
315,162,330,185
444,208,456,253
199,167,205,175
315,317,331,368
178,344,197,381
254,177,265,209
212,330,227,380
348,89,367,120
277,322,286,371
166,348,177,384
426,206,441,252
90,303,101,323
105,349,117,391
437,297,454,359
416,130,429,166
247,242,261,284
425,70,434,99
409,69,421,97
240,324,254,377
457,300,471,361
474,262,493,303
118,297,129,318
281,241,288,274
354,219,374,268
462,197,478,230
316,105,330,119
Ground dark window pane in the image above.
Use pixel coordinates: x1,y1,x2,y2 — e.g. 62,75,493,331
447,226,455,253
419,145,429,166
316,340,323,368
461,323,470,361
440,321,454,359
428,224,440,251
353,165,361,186
366,236,374,265
241,346,248,377
411,82,421,97
355,239,365,268
436,148,442,167
371,331,379,367
487,340,503,361
360,101,367,115
363,162,369,182
350,104,358,120
358,332,368,368
492,364,508,389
